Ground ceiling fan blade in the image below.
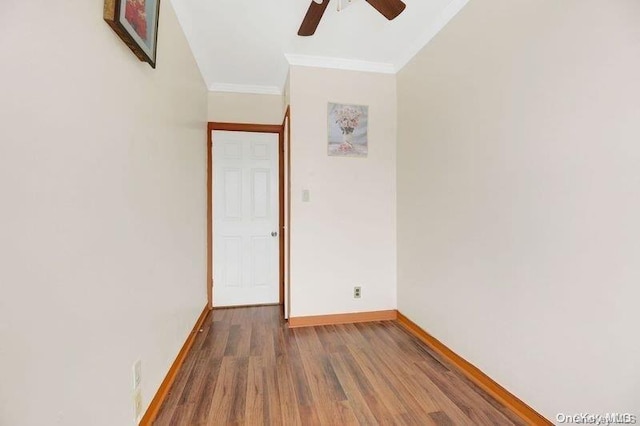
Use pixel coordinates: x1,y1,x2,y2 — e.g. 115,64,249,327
365,0,406,20
298,0,331,36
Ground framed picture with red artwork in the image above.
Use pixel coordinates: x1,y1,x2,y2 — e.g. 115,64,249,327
104,0,161,68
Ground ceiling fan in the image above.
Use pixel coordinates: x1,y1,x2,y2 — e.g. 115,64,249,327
298,0,407,36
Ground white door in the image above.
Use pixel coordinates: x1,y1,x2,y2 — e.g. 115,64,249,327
213,131,280,307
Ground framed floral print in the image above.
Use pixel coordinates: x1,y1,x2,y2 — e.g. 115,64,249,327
104,0,161,68
328,102,369,158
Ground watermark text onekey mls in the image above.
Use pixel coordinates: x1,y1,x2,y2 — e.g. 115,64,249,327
557,413,637,425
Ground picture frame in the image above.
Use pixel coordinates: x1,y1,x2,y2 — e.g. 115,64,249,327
104,0,161,68
328,102,369,158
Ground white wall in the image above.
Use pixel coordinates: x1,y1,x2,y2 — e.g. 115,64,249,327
397,0,640,419
289,66,397,317
0,1,207,425
207,91,284,124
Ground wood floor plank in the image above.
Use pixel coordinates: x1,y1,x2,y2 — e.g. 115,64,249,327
274,352,302,425
283,331,315,407
301,353,347,403
205,356,241,423
227,357,249,424
328,352,380,425
297,405,323,426
314,324,348,354
429,410,456,426
244,356,266,425
354,329,448,419
154,306,527,426
207,322,230,359
190,356,222,425
249,323,268,357
335,350,375,396
293,326,325,354
358,348,439,421
178,345,213,405
362,393,401,425
262,356,283,425
418,361,517,425
346,346,411,418
167,403,195,426
330,400,360,425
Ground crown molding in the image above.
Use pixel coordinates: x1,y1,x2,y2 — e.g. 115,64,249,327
285,54,396,74
394,0,470,71
208,83,282,96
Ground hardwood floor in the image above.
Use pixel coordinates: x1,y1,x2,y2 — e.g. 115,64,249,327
154,306,525,425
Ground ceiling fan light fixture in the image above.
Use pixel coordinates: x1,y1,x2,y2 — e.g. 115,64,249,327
297,0,406,37
337,0,355,12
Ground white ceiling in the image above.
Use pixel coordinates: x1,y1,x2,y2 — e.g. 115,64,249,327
170,0,469,93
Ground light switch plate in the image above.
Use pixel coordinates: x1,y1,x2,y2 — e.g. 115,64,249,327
302,189,310,202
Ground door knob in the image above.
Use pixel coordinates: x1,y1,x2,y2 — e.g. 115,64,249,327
271,231,278,237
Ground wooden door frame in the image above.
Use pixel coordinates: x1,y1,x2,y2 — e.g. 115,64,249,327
282,107,291,319
207,122,286,310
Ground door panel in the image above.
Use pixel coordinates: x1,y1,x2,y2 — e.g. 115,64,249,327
213,131,279,307
251,236,269,287
251,169,271,219
223,169,242,219
221,237,242,287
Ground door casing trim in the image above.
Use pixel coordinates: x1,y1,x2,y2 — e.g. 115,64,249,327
207,122,286,312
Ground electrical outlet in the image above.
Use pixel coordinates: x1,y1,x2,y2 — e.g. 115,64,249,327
133,360,142,390
354,286,362,299
133,388,143,422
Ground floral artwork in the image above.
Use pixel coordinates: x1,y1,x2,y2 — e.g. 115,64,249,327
328,102,368,158
125,0,148,41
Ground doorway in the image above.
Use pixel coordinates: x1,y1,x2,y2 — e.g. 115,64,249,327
207,122,285,310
